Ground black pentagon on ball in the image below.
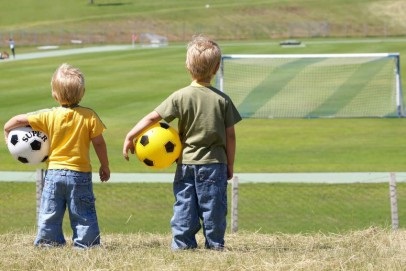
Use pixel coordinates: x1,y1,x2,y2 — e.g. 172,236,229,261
18,157,29,163
10,135,19,146
30,140,42,151
165,141,176,153
140,135,149,146
159,122,170,129
143,158,154,167
42,156,49,162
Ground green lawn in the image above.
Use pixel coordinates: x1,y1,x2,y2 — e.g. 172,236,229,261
1,40,406,234
2,40,406,173
1,0,406,235
2,3,406,270
1,181,403,234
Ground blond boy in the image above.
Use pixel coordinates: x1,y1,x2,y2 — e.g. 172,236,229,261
123,36,241,250
4,63,110,248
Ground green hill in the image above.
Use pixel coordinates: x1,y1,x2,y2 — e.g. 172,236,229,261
1,0,406,45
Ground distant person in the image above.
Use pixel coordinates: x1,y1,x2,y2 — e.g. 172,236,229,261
123,36,242,250
0,51,9,60
8,38,15,58
4,63,110,248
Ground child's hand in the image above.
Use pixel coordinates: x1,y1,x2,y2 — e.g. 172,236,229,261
123,137,135,161
227,164,234,180
99,165,110,182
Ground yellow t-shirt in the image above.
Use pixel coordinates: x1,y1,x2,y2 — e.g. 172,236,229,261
27,106,106,172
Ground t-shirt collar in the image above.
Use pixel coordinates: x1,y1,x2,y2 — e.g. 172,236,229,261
191,80,211,87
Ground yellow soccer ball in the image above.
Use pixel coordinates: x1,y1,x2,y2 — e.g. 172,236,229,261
135,122,181,169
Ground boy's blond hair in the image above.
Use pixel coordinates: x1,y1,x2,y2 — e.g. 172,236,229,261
186,36,221,82
51,63,85,106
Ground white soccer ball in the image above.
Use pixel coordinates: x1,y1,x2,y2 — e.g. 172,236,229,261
7,126,50,165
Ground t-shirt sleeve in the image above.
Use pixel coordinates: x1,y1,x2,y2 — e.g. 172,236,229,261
225,98,242,128
90,112,106,139
26,109,52,134
154,92,179,123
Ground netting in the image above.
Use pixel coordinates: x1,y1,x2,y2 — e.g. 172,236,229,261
1,173,405,234
216,54,404,118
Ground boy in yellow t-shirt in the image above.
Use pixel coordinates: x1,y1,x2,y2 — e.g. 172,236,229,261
4,63,110,248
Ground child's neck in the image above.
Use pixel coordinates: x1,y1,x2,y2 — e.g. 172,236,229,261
193,79,211,86
61,104,79,108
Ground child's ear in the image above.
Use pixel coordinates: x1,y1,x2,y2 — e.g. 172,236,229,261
51,90,60,103
213,61,220,75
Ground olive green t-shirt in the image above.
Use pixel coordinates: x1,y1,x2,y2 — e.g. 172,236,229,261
154,81,242,165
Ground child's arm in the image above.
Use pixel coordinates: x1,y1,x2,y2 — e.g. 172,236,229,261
123,111,162,161
225,125,237,180
92,134,110,182
4,114,29,142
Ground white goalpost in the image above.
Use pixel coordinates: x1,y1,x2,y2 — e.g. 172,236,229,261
217,53,404,118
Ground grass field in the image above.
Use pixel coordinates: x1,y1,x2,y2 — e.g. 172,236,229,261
1,37,406,236
1,228,406,270
1,39,406,173
2,181,405,234
2,1,406,269
1,0,406,42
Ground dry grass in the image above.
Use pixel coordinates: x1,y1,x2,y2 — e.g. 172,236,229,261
369,0,406,28
1,227,406,270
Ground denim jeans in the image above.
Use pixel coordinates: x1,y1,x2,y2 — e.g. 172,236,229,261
34,169,100,248
171,163,228,250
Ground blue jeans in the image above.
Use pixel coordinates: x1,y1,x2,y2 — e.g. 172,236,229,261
171,164,228,250
34,169,101,248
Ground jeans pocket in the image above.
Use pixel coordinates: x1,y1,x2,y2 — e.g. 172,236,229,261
78,195,97,216
71,175,96,216
41,178,57,214
197,164,227,184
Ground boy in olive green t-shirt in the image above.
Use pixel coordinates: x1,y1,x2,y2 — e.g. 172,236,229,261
123,36,241,250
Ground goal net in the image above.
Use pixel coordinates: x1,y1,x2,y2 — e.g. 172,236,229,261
216,53,404,118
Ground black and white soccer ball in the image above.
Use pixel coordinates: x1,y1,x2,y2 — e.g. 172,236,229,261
7,126,50,165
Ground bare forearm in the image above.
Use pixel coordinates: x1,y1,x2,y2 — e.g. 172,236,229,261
92,135,110,182
226,126,237,179
125,111,162,142
94,142,109,167
4,114,29,141
123,111,162,160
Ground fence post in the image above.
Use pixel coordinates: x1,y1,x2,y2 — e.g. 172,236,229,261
389,172,399,230
36,169,44,221
231,175,239,233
